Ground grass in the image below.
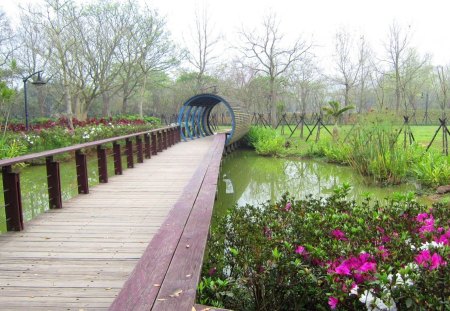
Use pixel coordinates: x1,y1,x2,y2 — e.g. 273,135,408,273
274,124,445,153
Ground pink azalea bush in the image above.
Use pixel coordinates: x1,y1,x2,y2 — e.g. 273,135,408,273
200,186,450,310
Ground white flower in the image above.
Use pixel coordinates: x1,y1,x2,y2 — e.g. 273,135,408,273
350,284,359,296
419,241,444,250
359,290,397,311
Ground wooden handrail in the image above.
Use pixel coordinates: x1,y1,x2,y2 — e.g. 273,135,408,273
1,124,182,232
0,125,178,168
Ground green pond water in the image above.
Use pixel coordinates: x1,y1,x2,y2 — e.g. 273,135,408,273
0,148,425,233
0,151,130,233
213,149,420,220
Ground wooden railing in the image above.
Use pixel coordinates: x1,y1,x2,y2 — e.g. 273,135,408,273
110,133,225,311
0,125,181,232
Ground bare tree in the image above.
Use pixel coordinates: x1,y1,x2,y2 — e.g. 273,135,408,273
240,13,312,126
434,66,450,117
385,22,411,112
332,29,361,108
187,5,219,91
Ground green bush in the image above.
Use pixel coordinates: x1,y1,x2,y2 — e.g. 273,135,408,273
200,186,450,310
245,126,286,156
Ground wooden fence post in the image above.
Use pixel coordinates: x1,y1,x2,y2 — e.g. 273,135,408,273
136,135,144,163
46,156,62,209
126,138,134,168
75,151,89,194
2,166,24,231
151,132,158,155
97,145,108,183
113,142,123,175
144,133,151,159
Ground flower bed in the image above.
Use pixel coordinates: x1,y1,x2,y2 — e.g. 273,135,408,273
199,185,450,310
0,116,161,158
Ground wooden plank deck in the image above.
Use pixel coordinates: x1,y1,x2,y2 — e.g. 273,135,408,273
0,135,218,311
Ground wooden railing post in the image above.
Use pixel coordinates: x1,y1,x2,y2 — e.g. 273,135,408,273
97,145,108,183
169,128,174,146
113,142,123,175
46,156,62,209
151,132,158,155
136,135,144,163
2,166,24,231
163,130,168,150
144,133,151,159
157,131,163,152
75,151,89,194
126,138,134,168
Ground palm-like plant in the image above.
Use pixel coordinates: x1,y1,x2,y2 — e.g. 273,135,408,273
322,100,354,140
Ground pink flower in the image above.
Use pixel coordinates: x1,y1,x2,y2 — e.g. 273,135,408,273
285,202,292,211
415,250,431,266
430,253,446,270
419,217,435,233
295,245,306,255
415,250,447,270
416,213,429,222
377,246,389,260
335,263,351,275
331,229,348,241
358,262,377,272
328,296,339,309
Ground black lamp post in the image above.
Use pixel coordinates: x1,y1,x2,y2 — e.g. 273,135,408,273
23,70,46,131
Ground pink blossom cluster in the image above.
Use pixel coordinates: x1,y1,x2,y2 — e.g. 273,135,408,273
331,229,348,241
415,250,446,270
328,252,377,284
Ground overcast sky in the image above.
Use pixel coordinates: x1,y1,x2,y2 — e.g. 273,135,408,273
2,0,450,67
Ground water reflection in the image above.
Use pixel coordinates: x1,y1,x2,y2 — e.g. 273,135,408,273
215,150,416,217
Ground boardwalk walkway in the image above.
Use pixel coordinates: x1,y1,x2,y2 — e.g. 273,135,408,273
0,135,216,310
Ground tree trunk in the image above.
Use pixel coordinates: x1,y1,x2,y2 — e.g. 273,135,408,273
102,91,110,117
270,78,277,127
139,75,148,118
63,76,73,130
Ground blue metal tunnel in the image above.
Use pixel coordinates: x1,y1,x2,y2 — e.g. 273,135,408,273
177,93,251,146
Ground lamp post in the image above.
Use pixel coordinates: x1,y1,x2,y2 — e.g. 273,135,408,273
23,70,46,131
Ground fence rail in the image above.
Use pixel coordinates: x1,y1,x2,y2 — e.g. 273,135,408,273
1,125,181,232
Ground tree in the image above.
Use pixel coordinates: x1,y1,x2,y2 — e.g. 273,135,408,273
332,29,362,108
186,5,219,91
240,13,312,126
322,100,354,140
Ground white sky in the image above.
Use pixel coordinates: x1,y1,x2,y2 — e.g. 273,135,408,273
2,0,450,67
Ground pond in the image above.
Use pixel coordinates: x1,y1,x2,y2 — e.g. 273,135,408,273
0,151,130,233
214,149,421,220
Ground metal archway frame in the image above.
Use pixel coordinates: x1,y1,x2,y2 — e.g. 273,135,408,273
177,93,250,145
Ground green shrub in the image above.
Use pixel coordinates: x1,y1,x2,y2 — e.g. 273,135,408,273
413,151,450,187
245,126,286,156
200,186,450,310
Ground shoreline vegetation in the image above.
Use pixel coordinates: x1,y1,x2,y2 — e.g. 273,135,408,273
245,116,450,193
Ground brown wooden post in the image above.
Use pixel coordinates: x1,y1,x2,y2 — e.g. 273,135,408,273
169,128,174,146
46,156,62,209
176,126,180,142
75,150,89,194
144,133,151,159
163,130,168,150
97,145,108,183
151,132,158,155
136,135,144,163
2,166,24,231
126,138,134,168
113,142,123,175
157,131,163,152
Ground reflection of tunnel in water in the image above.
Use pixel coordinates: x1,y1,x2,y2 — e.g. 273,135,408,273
214,150,417,218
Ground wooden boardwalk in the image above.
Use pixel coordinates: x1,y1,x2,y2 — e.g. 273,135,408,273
0,135,217,310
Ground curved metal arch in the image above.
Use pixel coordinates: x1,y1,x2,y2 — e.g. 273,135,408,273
178,93,250,145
